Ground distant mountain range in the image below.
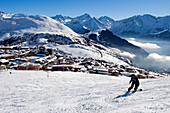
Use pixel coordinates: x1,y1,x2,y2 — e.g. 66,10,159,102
52,13,170,40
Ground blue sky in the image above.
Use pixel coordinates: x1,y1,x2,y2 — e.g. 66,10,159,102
0,0,170,20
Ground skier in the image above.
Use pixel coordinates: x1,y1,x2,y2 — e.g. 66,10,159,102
128,74,139,92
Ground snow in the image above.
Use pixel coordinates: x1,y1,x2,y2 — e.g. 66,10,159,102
65,19,89,34
99,16,114,29
110,14,170,37
19,63,30,67
151,29,169,35
37,38,48,44
0,13,79,41
0,54,13,58
52,13,170,40
53,13,106,32
0,59,9,63
0,70,170,113
0,11,14,18
51,15,72,24
49,44,128,66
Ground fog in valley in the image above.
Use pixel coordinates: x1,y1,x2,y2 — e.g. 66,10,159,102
124,38,170,72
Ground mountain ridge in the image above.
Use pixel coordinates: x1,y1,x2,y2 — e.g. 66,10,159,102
0,12,80,42
52,13,170,40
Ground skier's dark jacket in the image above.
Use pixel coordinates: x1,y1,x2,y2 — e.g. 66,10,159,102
129,75,139,84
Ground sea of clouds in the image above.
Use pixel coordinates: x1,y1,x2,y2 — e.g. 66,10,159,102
126,38,170,72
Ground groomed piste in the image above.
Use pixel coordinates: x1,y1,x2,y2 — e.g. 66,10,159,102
0,70,170,113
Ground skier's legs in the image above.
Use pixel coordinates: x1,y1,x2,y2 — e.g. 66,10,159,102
128,82,134,92
134,83,139,91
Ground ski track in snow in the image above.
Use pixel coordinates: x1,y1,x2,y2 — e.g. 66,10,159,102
0,70,170,113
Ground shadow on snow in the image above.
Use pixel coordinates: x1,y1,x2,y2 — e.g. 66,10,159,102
114,91,135,99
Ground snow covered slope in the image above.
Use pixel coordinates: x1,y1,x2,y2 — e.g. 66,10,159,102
109,14,170,39
84,29,148,58
65,19,90,34
0,11,14,18
111,14,158,35
0,12,79,41
82,17,106,31
51,14,72,24
46,43,129,65
99,16,114,29
52,13,106,33
72,14,106,31
0,70,169,113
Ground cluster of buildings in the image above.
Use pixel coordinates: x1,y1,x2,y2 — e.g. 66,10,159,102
0,45,165,79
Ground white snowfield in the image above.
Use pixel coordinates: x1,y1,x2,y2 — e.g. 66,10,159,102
51,44,128,66
0,70,170,113
0,13,79,41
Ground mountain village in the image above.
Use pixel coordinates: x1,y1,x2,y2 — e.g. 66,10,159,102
0,42,166,79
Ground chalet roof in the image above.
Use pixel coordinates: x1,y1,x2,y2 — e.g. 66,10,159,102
92,66,108,71
0,59,9,63
52,65,73,68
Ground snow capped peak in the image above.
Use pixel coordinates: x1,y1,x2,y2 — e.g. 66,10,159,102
53,14,65,18
75,13,91,23
110,14,160,36
80,13,91,18
51,14,72,24
52,14,114,33
82,17,106,31
99,16,114,21
0,11,14,18
99,16,114,29
51,13,170,40
92,17,99,20
65,19,90,34
120,14,157,23
132,14,157,22
142,14,156,18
